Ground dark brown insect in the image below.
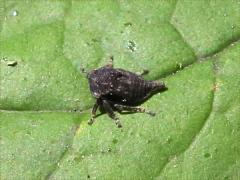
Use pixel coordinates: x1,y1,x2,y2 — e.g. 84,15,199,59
85,57,167,128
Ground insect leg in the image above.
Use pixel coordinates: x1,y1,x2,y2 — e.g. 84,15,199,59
88,101,99,125
102,99,122,128
114,104,156,116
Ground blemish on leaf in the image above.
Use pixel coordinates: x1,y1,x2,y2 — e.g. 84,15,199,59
112,138,118,144
7,61,18,67
127,40,137,52
166,137,173,144
12,10,18,17
124,22,132,26
204,152,211,158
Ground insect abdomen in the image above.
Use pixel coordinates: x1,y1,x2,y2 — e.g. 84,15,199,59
130,79,165,104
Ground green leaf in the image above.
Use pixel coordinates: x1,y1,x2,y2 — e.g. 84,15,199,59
0,1,239,179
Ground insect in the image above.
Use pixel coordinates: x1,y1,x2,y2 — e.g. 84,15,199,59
85,56,167,128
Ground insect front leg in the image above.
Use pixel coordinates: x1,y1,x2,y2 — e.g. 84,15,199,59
114,104,156,116
88,100,99,125
102,99,122,128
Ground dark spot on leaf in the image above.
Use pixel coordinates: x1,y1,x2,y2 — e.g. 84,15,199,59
166,137,173,144
204,152,211,158
147,139,151,144
7,61,18,67
112,138,118,144
224,176,230,180
124,22,132,26
91,38,99,43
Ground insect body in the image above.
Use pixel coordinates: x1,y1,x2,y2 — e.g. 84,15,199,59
86,58,167,128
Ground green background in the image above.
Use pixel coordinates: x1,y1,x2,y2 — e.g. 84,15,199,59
0,1,239,179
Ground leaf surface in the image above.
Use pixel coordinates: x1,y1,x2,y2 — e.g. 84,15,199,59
0,1,239,179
